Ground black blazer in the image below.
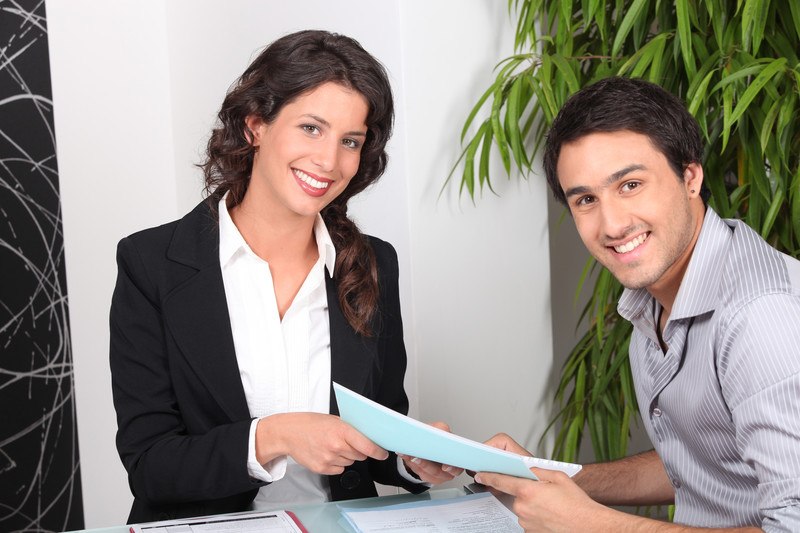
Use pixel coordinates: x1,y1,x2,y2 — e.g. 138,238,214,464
110,200,425,524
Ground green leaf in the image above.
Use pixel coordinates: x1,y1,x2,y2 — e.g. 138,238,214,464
460,84,495,143
710,60,772,94
490,84,512,175
676,0,697,77
791,168,800,244
729,57,788,126
479,124,496,194
612,0,649,57
761,187,785,239
722,84,734,152
790,0,800,42
759,95,783,153
505,75,528,173
687,69,717,116
551,54,580,94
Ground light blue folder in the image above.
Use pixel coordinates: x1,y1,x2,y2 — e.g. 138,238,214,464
333,383,581,480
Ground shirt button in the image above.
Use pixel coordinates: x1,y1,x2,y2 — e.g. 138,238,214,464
652,407,662,417
672,478,681,489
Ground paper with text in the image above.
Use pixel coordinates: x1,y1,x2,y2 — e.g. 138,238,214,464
340,492,522,532
129,510,306,533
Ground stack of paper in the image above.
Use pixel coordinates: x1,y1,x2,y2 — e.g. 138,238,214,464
333,383,581,480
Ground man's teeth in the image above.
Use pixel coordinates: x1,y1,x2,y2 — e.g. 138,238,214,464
614,233,647,253
294,169,330,189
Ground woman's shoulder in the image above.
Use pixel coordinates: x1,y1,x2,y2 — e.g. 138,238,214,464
365,234,397,260
365,235,399,281
121,201,214,245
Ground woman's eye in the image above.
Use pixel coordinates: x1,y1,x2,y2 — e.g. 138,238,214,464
301,124,319,135
342,138,361,149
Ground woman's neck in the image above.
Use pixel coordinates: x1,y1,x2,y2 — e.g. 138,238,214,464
229,193,317,265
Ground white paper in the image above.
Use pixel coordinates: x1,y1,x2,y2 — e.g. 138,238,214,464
130,510,304,533
340,493,522,532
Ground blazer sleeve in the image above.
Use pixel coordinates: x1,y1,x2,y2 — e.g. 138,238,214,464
110,234,264,508
364,238,429,494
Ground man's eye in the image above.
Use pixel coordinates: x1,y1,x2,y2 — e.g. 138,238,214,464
622,181,640,192
576,195,595,206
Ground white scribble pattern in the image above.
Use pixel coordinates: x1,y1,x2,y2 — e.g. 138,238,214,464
1,1,83,531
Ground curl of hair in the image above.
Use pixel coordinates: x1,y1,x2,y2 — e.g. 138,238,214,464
199,30,394,336
542,77,705,206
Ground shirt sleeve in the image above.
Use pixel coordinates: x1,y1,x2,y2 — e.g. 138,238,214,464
247,418,287,482
721,293,800,532
395,456,431,486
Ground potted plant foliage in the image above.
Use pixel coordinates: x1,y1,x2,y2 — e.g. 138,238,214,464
452,0,800,464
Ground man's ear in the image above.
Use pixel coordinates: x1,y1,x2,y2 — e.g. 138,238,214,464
244,115,264,147
684,162,704,198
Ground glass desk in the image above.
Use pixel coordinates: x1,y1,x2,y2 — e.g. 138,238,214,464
66,488,468,533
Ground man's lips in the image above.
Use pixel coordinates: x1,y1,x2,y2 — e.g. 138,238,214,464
609,232,649,254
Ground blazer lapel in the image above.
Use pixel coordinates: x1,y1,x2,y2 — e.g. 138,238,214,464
327,273,377,415
162,201,250,422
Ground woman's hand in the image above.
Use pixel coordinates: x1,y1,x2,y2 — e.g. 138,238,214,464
398,421,464,484
256,412,388,475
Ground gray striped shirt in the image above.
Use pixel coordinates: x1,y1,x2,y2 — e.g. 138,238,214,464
619,208,800,531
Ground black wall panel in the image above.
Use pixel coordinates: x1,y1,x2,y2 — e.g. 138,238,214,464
0,2,84,531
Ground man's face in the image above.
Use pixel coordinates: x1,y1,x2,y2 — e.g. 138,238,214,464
557,131,705,297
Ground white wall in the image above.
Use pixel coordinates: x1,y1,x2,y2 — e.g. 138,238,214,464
48,0,553,527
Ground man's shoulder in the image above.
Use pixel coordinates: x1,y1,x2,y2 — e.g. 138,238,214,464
720,216,800,302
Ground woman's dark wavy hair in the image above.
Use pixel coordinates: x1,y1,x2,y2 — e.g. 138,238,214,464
200,30,394,336
543,77,706,206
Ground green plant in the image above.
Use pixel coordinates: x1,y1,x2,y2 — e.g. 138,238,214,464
452,0,800,464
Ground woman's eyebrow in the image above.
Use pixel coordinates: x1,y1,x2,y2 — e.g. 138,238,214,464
302,114,367,137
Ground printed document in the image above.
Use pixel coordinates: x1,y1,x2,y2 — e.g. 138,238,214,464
340,492,522,532
129,510,306,533
333,383,581,479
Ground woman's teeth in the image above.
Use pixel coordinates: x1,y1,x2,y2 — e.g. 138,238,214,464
294,169,330,189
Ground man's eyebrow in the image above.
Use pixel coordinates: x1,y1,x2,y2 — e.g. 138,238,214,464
303,114,367,137
563,164,647,198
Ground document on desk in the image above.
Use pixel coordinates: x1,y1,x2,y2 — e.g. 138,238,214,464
333,383,581,479
340,492,522,532
129,510,307,533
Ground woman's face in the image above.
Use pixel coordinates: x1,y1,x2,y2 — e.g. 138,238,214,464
245,82,369,221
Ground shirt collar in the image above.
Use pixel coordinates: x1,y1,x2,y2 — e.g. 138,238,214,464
618,207,731,324
218,193,337,275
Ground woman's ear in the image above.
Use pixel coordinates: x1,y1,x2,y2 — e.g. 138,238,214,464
244,115,264,147
684,162,704,198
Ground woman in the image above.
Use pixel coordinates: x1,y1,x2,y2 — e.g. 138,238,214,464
110,30,455,524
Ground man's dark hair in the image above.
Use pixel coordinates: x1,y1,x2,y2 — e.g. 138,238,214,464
543,77,704,205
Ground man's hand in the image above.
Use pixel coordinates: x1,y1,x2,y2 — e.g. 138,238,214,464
398,422,463,484
476,467,613,532
484,432,534,456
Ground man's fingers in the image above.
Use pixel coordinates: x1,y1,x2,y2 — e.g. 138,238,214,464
428,421,451,432
474,471,529,496
529,466,566,483
483,433,532,456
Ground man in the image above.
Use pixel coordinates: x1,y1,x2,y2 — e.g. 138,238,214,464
476,77,800,532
